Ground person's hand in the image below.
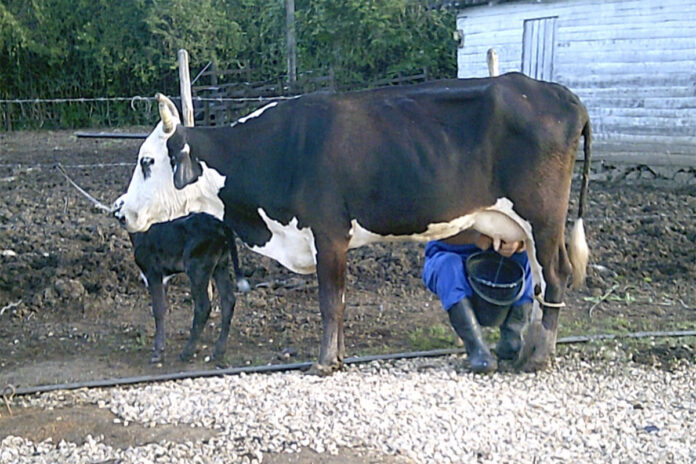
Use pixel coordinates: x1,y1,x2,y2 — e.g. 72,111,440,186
473,232,493,251
497,240,526,258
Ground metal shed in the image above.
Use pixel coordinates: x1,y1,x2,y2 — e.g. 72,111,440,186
455,0,696,166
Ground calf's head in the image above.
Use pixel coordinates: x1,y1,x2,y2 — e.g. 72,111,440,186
113,94,225,232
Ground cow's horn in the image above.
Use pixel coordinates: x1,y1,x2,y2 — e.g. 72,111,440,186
155,93,180,134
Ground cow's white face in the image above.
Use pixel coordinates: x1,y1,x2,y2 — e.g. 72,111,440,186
113,121,181,232
113,120,226,233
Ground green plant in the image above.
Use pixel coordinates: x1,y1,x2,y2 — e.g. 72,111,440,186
1,0,457,129
408,323,457,351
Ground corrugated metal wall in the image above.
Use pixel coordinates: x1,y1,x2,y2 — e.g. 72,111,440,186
456,0,696,165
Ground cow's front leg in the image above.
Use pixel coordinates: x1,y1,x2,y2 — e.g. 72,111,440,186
149,279,167,363
310,235,348,376
518,300,560,372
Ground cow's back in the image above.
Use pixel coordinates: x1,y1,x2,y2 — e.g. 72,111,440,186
132,213,229,277
285,73,587,237
185,74,588,251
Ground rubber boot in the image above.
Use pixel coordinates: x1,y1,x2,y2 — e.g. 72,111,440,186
449,298,497,373
496,303,531,361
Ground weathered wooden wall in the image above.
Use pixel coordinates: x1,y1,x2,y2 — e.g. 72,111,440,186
456,0,696,166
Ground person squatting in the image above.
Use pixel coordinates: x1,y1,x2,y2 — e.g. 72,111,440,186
423,228,533,373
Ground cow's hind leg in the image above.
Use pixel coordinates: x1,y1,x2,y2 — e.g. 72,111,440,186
310,234,348,376
518,239,572,372
180,262,215,362
212,255,237,362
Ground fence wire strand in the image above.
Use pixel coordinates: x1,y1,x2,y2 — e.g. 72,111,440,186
0,94,302,105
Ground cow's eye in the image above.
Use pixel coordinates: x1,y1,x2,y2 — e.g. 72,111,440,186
140,157,154,179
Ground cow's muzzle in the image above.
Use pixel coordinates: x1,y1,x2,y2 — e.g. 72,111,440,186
112,199,126,227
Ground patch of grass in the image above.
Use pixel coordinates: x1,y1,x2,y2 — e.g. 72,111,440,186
558,336,696,370
561,314,648,339
408,324,458,351
559,311,696,340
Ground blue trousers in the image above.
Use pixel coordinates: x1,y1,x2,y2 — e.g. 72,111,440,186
422,241,534,311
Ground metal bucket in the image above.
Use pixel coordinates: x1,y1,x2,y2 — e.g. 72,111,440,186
465,250,526,327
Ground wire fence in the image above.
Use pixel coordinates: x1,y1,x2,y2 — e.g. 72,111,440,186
0,94,316,130
0,92,306,129
0,95,304,132
1,68,432,130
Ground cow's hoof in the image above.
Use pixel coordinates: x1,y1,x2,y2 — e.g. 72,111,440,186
179,350,194,362
516,321,555,372
521,356,551,373
150,351,164,364
307,361,341,376
211,347,226,362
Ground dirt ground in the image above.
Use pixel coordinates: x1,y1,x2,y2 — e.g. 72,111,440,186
1,129,695,460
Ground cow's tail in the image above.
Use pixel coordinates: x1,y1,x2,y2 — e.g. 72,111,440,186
568,119,591,289
223,223,252,293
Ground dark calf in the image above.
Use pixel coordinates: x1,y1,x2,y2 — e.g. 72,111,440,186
129,212,249,363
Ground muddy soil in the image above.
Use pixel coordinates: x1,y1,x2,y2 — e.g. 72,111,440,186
0,130,695,461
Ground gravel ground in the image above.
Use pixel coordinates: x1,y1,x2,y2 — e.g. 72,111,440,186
2,353,694,464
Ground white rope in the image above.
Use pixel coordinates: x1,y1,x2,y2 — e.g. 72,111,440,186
535,293,567,308
0,300,22,316
55,163,113,212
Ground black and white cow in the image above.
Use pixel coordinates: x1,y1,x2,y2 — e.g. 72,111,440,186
130,212,249,363
113,72,591,375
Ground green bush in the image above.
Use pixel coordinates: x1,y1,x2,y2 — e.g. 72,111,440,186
0,0,456,129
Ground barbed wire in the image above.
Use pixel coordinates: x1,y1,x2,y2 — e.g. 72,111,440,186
0,95,301,105
0,162,135,169
0,96,144,104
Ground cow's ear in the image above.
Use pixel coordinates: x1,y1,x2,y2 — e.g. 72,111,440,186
172,143,202,189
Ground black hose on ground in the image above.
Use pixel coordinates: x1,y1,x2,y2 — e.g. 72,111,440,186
7,330,696,397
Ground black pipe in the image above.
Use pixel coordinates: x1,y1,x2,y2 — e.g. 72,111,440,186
12,348,469,396
9,330,696,397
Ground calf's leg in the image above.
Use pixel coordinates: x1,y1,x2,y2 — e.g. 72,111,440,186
180,262,215,361
212,256,237,360
148,278,167,363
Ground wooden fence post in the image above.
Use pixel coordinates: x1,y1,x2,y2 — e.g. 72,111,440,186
286,0,297,86
4,102,11,131
487,48,499,77
178,49,195,127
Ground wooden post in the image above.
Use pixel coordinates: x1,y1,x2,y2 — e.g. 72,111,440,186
487,48,499,77
178,49,194,127
4,102,11,132
286,0,297,86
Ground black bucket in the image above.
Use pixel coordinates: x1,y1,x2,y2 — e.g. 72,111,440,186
465,250,526,327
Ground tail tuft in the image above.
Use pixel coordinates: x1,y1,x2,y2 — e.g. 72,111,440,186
568,218,589,289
